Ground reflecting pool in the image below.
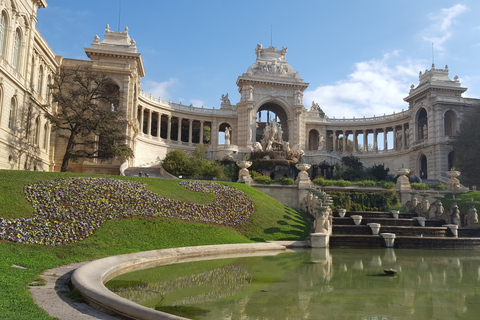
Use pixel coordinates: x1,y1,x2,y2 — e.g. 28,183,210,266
106,248,480,319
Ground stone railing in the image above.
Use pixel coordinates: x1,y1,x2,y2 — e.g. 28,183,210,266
138,90,236,116
326,109,410,124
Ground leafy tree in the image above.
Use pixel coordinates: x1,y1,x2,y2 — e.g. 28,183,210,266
162,150,191,176
366,163,393,181
341,155,363,170
46,66,133,171
453,110,480,186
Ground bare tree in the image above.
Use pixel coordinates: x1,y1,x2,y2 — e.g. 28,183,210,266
46,66,133,172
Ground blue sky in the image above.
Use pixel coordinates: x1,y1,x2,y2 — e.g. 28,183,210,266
37,1,480,118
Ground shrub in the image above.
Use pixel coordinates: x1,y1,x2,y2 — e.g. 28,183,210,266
411,182,429,190
329,190,399,211
334,179,352,187
254,175,273,185
355,180,377,187
430,183,447,191
377,181,396,189
249,171,261,179
276,177,295,185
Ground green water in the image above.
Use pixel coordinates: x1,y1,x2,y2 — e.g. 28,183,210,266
106,248,480,320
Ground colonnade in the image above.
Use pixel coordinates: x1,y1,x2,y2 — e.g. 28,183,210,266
138,106,217,145
326,123,410,153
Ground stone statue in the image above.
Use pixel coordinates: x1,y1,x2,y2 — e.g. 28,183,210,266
415,197,430,217
221,93,230,105
224,127,231,145
465,207,479,227
260,119,283,151
406,196,419,213
294,90,303,105
244,85,253,101
318,134,325,151
448,204,460,226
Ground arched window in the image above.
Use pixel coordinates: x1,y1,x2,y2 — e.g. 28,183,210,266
417,108,428,140
0,11,7,57
8,97,16,129
30,56,35,86
444,110,457,136
34,116,41,145
46,74,51,101
12,28,22,69
37,65,43,95
43,123,49,149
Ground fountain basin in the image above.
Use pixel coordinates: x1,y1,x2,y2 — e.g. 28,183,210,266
351,215,362,225
71,243,286,320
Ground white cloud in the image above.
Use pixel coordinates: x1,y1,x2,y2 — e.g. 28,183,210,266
304,53,423,119
141,78,178,100
422,4,467,51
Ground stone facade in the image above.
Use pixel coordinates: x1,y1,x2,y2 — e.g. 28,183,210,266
1,1,479,182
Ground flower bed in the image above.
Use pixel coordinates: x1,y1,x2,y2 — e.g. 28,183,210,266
0,178,254,245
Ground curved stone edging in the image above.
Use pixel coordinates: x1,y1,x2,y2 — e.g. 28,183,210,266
71,242,287,320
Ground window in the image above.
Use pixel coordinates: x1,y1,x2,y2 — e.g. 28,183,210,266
0,11,7,56
34,116,40,145
46,74,51,101
8,98,15,129
37,65,43,95
12,28,21,69
43,123,49,149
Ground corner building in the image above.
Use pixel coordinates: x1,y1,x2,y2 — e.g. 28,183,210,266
1,1,478,182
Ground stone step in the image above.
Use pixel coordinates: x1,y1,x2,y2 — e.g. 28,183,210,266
333,225,448,237
330,234,480,249
333,217,446,227
123,166,177,179
335,211,416,219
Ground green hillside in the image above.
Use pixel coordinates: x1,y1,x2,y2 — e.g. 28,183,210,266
0,170,309,319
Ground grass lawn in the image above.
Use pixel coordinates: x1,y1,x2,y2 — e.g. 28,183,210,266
0,170,310,319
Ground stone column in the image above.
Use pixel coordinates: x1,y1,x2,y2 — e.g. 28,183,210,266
332,132,337,152
188,119,193,145
363,130,367,152
384,128,388,151
374,129,378,152
199,121,204,144
393,126,397,149
157,113,161,138
167,115,171,141
147,109,152,136
139,106,144,135
177,117,182,142
353,131,358,153
342,131,347,152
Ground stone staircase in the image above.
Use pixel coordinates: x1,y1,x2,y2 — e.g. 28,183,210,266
123,165,178,179
330,210,480,249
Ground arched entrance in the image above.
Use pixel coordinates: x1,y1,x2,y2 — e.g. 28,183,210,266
256,102,289,143
419,154,428,180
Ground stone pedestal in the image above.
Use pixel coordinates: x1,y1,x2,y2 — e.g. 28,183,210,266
236,161,253,185
311,233,329,248
367,223,381,235
295,163,312,189
381,233,396,248
396,168,411,204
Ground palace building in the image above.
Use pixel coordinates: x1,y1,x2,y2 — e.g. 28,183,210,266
1,0,478,183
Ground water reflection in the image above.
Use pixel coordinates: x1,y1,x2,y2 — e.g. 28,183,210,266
106,248,480,319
